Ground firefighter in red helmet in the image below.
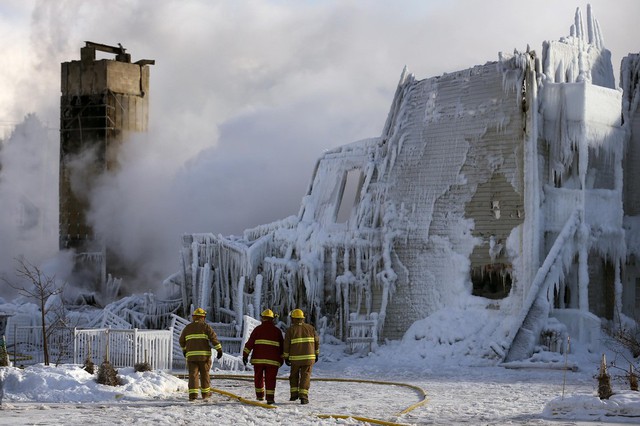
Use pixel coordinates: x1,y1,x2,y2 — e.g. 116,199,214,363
242,309,284,404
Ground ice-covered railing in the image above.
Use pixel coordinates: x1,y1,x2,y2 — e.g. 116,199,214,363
243,216,298,242
502,210,580,362
87,308,133,329
346,313,379,354
169,314,243,371
88,294,181,330
104,274,121,304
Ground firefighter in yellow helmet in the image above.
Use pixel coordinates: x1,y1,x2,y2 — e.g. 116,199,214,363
283,308,319,404
179,308,223,400
242,309,284,404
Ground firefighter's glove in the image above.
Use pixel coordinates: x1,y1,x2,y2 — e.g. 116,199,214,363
217,350,223,359
242,356,248,366
182,350,187,358
285,359,291,366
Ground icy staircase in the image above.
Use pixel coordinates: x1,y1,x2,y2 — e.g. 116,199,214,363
169,314,243,371
86,309,133,329
503,210,580,362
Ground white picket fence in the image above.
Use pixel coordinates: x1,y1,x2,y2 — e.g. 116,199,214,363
74,328,173,370
8,325,173,370
10,317,248,371
8,325,75,366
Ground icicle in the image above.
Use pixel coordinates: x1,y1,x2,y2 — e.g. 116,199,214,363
614,260,622,325
235,277,244,333
200,264,212,313
574,7,584,42
254,274,262,317
586,4,595,46
594,19,604,49
578,224,589,312
342,281,349,338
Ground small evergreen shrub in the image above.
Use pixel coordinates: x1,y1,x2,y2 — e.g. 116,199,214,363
96,360,122,386
83,357,95,375
134,362,152,372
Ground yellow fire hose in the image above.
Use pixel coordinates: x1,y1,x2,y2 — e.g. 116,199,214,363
177,373,428,426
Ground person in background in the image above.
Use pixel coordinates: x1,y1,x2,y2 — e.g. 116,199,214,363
283,308,319,405
242,309,284,404
179,307,223,401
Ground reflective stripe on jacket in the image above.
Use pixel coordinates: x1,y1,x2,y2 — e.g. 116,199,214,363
283,320,319,366
179,320,222,362
243,321,284,367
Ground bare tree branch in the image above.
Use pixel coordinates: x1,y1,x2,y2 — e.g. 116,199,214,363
1,258,66,365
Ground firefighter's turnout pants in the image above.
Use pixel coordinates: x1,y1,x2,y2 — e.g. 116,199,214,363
253,364,279,401
188,358,212,400
289,363,312,400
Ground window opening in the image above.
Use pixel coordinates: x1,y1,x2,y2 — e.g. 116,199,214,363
335,169,363,223
471,263,512,299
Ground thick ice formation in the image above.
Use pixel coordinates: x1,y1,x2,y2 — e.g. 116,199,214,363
166,5,640,364
0,4,632,370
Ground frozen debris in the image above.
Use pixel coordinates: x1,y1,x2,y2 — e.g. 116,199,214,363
169,6,639,366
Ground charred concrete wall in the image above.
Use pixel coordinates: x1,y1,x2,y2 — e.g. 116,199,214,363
59,42,153,286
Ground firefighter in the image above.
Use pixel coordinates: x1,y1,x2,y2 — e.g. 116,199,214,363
283,308,319,404
179,307,223,401
242,309,284,404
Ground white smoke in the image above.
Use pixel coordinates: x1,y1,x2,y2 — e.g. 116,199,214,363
0,114,58,297
1,0,639,299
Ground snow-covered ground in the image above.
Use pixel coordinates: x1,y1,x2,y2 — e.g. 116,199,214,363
2,331,640,426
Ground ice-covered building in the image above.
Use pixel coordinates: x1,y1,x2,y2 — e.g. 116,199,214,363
174,6,640,361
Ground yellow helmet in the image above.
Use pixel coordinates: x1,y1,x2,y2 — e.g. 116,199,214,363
290,309,305,319
192,308,207,317
261,309,275,318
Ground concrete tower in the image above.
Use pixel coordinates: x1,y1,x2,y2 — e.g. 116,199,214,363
59,42,154,291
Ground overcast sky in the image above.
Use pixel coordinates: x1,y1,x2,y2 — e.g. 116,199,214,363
1,0,639,293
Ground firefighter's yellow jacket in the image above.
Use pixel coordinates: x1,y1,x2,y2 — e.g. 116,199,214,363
179,320,222,362
283,320,319,365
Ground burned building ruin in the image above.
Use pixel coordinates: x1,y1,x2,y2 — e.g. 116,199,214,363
59,42,154,293
169,5,640,362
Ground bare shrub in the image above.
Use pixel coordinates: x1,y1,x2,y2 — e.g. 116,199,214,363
597,354,613,399
96,360,122,386
134,362,152,372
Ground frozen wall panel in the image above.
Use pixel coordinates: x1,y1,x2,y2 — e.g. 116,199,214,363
382,62,526,338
